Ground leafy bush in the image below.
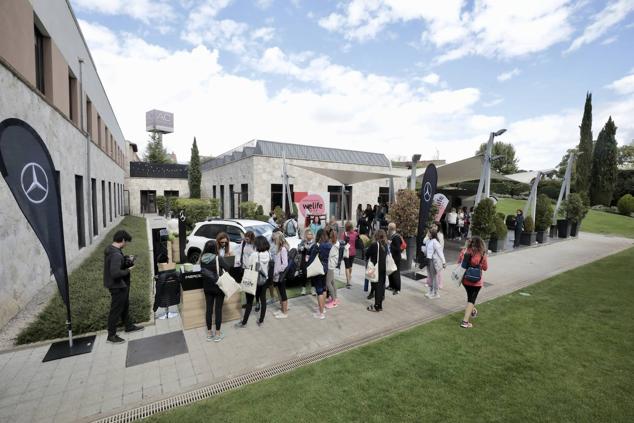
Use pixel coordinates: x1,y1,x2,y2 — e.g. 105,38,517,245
535,194,554,231
471,198,496,240
616,194,634,215
523,216,535,233
255,215,269,222
538,179,563,200
239,201,259,219
387,189,419,238
491,215,508,240
256,205,264,215
496,212,505,220
564,193,589,224
505,214,516,229
156,195,166,215
172,198,213,230
427,202,439,229
274,206,285,224
210,198,221,217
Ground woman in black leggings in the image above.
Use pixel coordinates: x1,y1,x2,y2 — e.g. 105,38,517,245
235,236,271,328
200,241,230,342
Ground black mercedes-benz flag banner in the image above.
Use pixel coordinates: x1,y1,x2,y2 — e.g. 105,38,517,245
416,163,437,262
0,118,70,307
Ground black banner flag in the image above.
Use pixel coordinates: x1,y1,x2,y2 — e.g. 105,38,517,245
178,209,186,263
416,163,438,262
0,119,71,309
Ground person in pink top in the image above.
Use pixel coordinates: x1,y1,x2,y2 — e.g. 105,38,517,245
457,236,489,328
343,221,358,289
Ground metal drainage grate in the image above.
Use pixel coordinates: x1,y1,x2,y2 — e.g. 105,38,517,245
93,314,442,423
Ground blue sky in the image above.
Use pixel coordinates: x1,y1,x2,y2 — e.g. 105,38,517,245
71,0,634,170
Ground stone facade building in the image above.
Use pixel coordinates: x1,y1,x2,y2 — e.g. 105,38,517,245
0,0,126,328
126,162,189,216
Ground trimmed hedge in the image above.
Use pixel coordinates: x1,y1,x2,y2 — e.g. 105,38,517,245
616,194,634,216
172,198,214,230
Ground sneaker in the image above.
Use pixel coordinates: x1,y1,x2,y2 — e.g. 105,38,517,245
301,287,307,295
313,312,326,320
255,303,261,312
325,301,337,309
460,320,473,328
273,310,281,317
124,324,144,333
471,308,478,318
346,283,351,289
107,335,125,344
275,312,288,319
256,320,264,327
326,297,334,304
206,331,215,342
213,331,225,342
430,293,440,299
311,288,317,296
234,322,247,329
392,290,399,295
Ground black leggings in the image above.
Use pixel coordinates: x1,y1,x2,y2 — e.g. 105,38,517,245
464,284,481,304
243,284,267,324
205,288,225,331
277,279,288,302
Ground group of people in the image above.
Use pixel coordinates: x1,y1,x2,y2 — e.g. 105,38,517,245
445,207,472,240
355,203,389,236
103,216,490,344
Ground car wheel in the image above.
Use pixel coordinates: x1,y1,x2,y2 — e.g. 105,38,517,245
187,249,201,264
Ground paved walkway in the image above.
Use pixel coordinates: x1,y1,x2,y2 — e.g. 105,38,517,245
0,233,631,423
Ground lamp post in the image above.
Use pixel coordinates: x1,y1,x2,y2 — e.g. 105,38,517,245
410,154,421,190
474,129,506,207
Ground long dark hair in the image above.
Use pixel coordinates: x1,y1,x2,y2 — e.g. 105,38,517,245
375,229,387,246
468,236,486,256
254,235,270,252
202,240,217,255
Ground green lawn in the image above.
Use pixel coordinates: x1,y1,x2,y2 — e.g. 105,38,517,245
148,247,634,423
17,216,152,344
496,198,634,238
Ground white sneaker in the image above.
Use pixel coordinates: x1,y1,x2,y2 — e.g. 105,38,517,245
424,291,432,298
275,312,288,319
273,310,282,317
430,293,440,299
313,312,326,320
301,287,307,295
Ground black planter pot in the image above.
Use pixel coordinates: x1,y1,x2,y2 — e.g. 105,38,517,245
489,237,501,252
520,232,536,246
557,219,570,238
570,222,579,237
549,225,557,239
536,231,546,243
400,236,416,271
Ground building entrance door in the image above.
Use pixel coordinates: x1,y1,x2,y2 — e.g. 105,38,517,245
141,190,157,213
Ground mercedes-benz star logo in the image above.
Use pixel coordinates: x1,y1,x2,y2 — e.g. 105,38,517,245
179,210,186,222
20,162,49,204
423,182,432,202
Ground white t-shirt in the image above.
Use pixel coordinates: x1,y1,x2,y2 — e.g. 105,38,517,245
425,239,446,264
447,212,457,224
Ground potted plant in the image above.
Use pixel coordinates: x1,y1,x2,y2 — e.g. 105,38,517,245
489,215,508,252
505,214,516,230
520,216,536,245
386,189,419,270
534,194,554,243
556,201,570,238
471,198,497,249
564,192,588,237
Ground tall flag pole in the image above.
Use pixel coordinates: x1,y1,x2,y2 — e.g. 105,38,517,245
416,164,438,263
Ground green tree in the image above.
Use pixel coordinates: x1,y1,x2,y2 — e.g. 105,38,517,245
617,141,634,169
143,132,172,163
590,117,619,205
476,141,519,174
189,137,201,198
575,92,593,193
471,198,497,240
556,148,578,180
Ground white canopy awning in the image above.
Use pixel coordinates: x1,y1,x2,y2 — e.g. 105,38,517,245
504,169,557,185
291,164,402,185
416,155,511,187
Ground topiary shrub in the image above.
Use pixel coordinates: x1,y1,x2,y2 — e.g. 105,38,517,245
523,216,535,233
172,198,213,230
535,194,554,231
273,206,285,224
471,198,496,240
386,189,419,238
505,214,516,229
239,201,258,219
564,192,589,224
156,195,166,215
256,205,264,216
491,215,508,240
209,198,221,217
616,194,634,216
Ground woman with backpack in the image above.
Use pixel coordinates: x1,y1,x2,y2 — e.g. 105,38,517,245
273,234,290,319
425,228,446,299
200,240,230,342
235,236,271,328
307,229,328,319
365,229,388,312
457,236,489,328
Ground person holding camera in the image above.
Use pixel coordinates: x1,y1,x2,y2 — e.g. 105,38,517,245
104,230,143,344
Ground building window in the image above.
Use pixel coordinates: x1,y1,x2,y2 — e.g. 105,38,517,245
328,185,353,220
212,186,217,199
108,182,112,222
34,25,46,94
114,183,118,218
97,115,102,147
378,187,390,206
68,70,78,124
75,175,85,248
164,190,179,198
140,190,157,213
271,184,295,213
220,185,225,218
86,98,93,139
91,178,98,236
101,180,106,228
229,184,235,218
241,183,249,202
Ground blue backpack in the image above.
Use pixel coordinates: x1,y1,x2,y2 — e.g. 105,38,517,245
462,253,484,283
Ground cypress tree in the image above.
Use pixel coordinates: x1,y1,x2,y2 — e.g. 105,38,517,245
590,117,618,205
575,92,593,193
143,132,171,163
189,137,201,198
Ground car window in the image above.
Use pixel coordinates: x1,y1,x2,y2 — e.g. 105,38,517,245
226,226,243,243
194,224,223,239
244,224,273,238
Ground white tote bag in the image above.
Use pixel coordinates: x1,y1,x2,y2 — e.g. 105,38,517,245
386,252,397,276
241,263,258,296
306,252,325,278
216,257,240,299
365,242,379,282
451,264,466,287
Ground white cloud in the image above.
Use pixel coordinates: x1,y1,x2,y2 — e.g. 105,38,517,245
497,68,520,82
421,73,440,85
566,0,634,53
606,70,634,95
318,0,575,62
255,0,274,9
71,0,176,24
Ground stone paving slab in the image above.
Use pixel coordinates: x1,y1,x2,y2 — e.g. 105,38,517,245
0,232,631,423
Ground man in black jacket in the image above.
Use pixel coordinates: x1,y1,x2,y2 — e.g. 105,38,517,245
387,223,402,294
104,230,143,343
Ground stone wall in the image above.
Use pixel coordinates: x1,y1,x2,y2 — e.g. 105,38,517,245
0,63,124,329
126,177,190,216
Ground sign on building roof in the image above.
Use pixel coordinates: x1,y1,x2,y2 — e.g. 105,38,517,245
146,110,174,134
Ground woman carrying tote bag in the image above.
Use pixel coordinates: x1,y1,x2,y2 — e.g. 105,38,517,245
235,236,271,328
200,241,230,342
366,230,388,312
306,229,328,320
